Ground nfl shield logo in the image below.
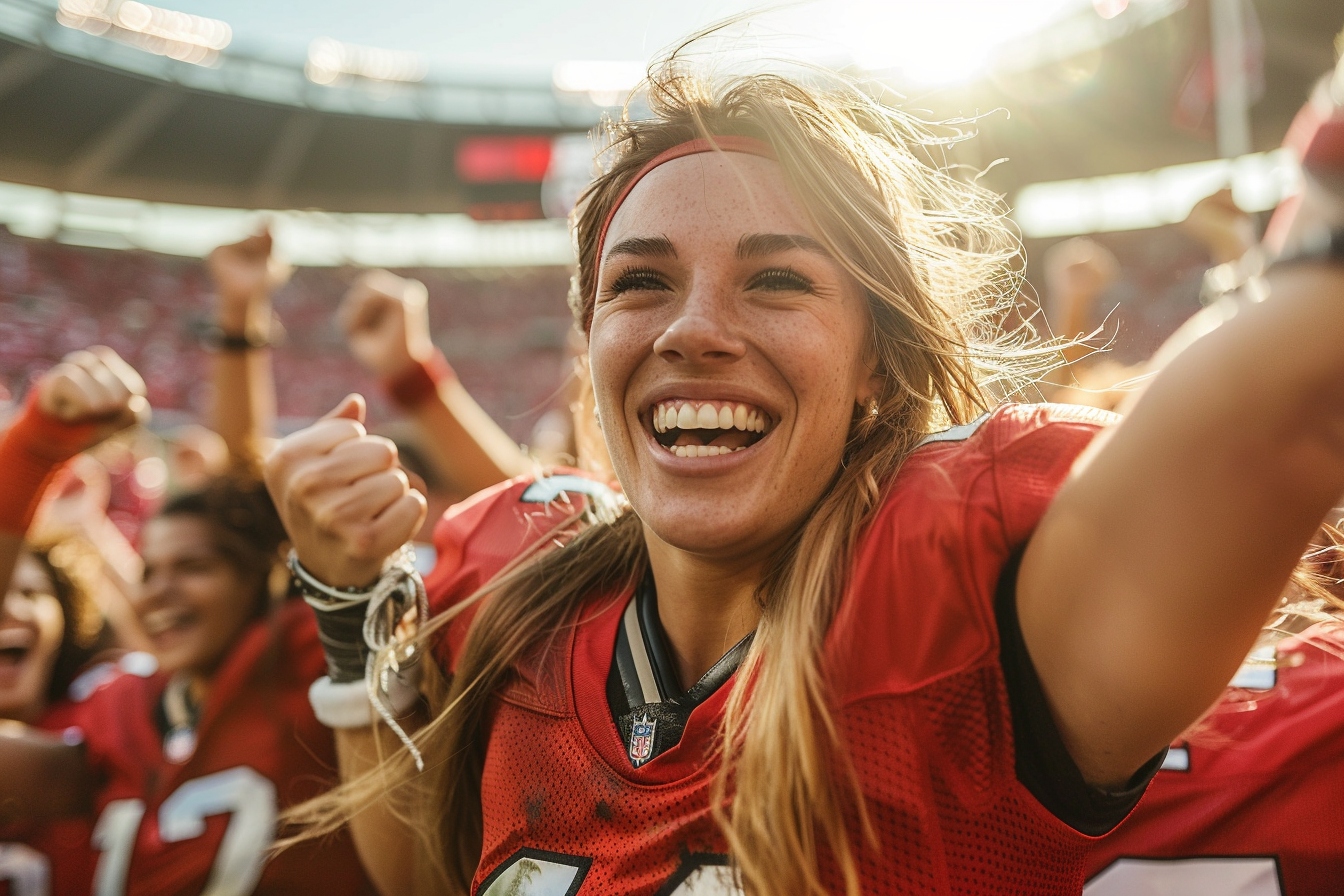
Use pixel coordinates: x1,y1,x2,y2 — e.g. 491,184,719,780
629,713,656,767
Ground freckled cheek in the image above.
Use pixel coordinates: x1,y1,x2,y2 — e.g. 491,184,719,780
588,321,655,429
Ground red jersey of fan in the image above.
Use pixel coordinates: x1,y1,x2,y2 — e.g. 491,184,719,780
428,404,1119,895
65,600,373,896
0,677,110,896
1084,624,1344,896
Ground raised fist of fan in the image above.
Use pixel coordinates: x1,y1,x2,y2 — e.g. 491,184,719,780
338,270,435,379
263,394,427,588
37,346,150,457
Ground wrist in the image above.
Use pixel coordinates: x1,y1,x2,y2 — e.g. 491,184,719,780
383,350,455,409
0,393,96,536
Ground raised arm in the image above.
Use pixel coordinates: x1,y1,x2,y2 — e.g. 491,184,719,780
263,394,429,892
0,348,150,610
205,231,289,476
339,270,529,497
1020,157,1344,786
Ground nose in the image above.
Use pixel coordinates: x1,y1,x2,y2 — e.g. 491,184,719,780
1,589,34,623
137,568,170,611
652,281,747,366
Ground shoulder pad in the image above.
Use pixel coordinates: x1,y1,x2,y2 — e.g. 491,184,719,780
917,412,992,447
66,651,158,702
520,473,618,506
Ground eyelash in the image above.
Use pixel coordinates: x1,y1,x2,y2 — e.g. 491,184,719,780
603,266,814,297
749,267,813,292
605,267,667,296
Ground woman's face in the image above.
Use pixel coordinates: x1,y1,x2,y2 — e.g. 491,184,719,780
589,153,877,564
136,516,258,678
0,553,66,722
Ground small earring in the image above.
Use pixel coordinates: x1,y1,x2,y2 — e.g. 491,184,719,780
866,399,879,417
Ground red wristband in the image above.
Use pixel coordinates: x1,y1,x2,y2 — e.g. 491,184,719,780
0,392,99,536
383,352,455,410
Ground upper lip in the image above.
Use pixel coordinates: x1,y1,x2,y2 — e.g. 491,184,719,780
0,625,36,652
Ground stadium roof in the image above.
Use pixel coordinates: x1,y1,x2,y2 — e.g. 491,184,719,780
0,0,1337,264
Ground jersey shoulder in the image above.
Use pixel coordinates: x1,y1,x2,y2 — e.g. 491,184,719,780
425,469,618,670
831,403,1113,699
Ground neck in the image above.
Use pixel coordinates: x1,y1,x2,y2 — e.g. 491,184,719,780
644,527,767,691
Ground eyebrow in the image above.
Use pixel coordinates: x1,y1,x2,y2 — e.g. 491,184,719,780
737,233,830,259
604,236,677,261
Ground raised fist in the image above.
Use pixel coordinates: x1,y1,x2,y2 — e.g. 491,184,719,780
338,270,435,379
36,346,150,455
206,229,292,335
1042,237,1120,328
263,395,427,588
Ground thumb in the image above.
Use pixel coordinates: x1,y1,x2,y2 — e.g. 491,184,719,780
323,393,366,425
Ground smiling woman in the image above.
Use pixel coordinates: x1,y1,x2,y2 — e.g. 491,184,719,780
0,351,376,895
268,54,1344,896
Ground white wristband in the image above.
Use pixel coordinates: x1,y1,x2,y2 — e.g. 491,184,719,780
308,663,422,729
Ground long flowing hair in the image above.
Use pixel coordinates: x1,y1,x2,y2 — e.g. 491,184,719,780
286,62,1043,894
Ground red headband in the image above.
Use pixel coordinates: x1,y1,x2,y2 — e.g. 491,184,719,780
585,134,777,331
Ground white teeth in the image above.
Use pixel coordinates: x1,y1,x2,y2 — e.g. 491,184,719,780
677,404,697,430
668,444,746,457
653,400,770,434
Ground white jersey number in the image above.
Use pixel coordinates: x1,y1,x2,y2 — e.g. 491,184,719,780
1084,857,1282,896
0,842,51,896
92,767,277,896
478,851,742,896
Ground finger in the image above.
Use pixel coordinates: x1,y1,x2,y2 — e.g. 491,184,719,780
401,464,427,497
42,364,101,421
312,469,412,531
322,394,366,426
266,417,367,477
367,491,428,555
86,346,148,400
71,353,134,415
323,436,401,483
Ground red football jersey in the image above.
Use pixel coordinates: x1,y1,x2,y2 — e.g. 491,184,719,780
66,600,373,896
1084,624,1344,895
0,698,102,896
428,405,1118,895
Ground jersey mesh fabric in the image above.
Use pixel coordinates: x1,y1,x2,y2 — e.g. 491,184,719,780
429,405,1120,895
1085,622,1344,894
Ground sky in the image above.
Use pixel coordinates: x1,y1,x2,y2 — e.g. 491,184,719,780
143,0,1097,86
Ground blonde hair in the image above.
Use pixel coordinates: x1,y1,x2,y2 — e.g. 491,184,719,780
287,63,1046,894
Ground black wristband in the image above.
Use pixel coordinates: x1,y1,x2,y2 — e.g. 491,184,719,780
198,323,272,352
311,600,370,683
288,552,375,683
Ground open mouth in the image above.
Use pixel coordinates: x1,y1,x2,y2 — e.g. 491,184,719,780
650,399,773,458
0,628,34,667
141,606,198,639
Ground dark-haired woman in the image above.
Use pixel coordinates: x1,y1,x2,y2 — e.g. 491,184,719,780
0,540,118,896
0,350,373,895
